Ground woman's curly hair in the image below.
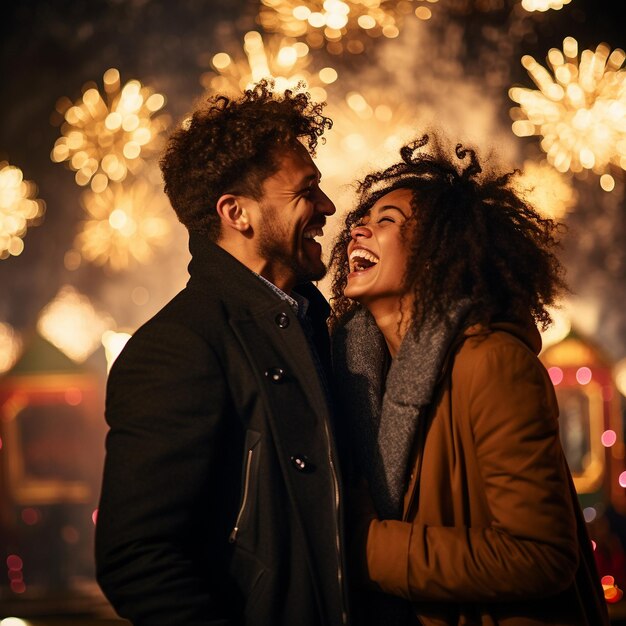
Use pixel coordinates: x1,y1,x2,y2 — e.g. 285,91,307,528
329,133,568,333
159,79,332,240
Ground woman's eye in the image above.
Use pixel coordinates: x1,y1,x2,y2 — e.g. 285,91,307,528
378,216,395,223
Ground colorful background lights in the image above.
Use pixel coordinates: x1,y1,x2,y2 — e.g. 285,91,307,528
1,0,625,622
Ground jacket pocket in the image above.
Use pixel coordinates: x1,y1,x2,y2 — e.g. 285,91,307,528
229,429,261,544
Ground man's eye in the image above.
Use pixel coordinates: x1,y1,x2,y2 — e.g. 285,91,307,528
378,216,395,223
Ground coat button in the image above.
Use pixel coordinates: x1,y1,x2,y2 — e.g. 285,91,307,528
265,367,285,383
290,454,315,473
275,312,290,328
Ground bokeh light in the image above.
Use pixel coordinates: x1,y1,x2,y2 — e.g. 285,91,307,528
614,357,626,398
37,285,114,362
21,508,41,526
602,575,624,603
601,429,617,447
548,366,564,385
539,305,572,350
521,0,571,11
102,330,132,372
576,366,593,385
510,38,626,188
0,162,46,260
583,506,597,522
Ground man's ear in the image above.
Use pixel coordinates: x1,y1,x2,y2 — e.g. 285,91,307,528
216,194,251,232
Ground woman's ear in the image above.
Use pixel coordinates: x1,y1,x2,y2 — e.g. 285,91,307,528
216,194,251,232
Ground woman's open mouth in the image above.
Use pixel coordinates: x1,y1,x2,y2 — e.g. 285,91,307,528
349,248,379,273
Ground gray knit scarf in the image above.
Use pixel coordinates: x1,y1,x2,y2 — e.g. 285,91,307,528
332,300,472,520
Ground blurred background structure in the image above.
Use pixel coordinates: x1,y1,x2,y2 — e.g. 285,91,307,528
1,0,626,623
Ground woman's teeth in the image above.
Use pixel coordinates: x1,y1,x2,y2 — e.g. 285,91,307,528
349,249,379,271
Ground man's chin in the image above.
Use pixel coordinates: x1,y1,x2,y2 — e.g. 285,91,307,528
296,258,327,284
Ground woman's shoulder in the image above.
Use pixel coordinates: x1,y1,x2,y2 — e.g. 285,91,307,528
453,321,544,380
461,319,541,354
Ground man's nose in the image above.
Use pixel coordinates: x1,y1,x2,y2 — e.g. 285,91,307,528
317,189,336,215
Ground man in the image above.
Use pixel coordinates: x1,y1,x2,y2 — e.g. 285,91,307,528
95,81,349,626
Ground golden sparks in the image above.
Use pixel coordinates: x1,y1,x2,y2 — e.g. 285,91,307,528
73,179,171,272
51,68,170,192
200,30,338,102
0,161,46,260
257,0,437,55
509,38,626,189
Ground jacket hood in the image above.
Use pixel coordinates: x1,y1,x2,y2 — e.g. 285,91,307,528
464,319,543,355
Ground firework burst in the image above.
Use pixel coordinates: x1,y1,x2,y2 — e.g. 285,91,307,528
509,38,626,188
257,0,438,55
200,30,338,102
73,178,171,272
51,68,170,193
0,161,46,260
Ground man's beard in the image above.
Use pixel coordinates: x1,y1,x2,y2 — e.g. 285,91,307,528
257,218,327,285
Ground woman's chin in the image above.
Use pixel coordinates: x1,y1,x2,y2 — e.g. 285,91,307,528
344,283,368,304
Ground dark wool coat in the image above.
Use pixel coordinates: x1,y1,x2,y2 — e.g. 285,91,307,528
95,234,349,626
334,318,609,626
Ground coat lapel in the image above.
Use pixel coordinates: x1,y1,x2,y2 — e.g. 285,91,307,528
228,298,343,614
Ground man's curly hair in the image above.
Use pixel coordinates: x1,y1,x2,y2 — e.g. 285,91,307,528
159,79,332,240
329,133,569,334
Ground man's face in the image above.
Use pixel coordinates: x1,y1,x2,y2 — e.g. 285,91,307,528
254,143,336,287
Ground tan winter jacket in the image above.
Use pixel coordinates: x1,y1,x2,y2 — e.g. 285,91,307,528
362,322,609,626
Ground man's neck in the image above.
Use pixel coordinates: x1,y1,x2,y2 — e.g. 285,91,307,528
216,239,294,294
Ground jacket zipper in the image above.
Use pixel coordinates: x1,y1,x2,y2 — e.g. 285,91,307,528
323,417,348,625
229,448,254,543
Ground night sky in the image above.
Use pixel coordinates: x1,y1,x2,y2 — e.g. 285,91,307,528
1,0,625,365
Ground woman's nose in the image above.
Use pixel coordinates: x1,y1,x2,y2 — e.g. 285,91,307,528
350,224,371,239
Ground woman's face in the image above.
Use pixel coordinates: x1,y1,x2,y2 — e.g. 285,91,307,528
344,187,413,306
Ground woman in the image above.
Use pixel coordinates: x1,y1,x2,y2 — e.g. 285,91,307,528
329,134,609,625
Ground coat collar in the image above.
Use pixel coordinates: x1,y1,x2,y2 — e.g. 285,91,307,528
186,232,329,320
